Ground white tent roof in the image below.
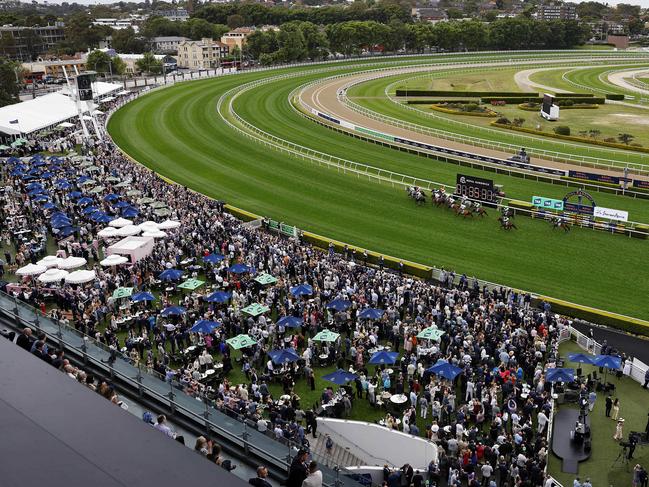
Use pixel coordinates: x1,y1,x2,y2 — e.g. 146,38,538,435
0,93,84,135
59,81,122,100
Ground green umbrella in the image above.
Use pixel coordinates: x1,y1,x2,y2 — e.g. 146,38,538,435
89,185,105,194
417,326,445,341
106,176,121,183
149,201,167,209
242,302,270,316
137,197,155,205
115,181,131,188
177,278,205,291
312,329,340,342
85,165,101,172
11,138,27,147
226,334,257,350
254,273,277,285
153,208,172,217
112,287,133,299
79,179,96,186
126,189,142,197
0,145,9,150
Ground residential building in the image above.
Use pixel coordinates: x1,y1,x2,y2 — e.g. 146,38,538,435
535,2,578,21
0,25,65,62
220,27,254,51
412,7,449,23
149,36,189,54
22,58,86,78
177,38,229,69
93,18,138,32
155,9,190,22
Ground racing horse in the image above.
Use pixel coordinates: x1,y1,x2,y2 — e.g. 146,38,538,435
406,186,426,205
498,216,517,230
473,202,488,217
551,216,571,232
433,189,449,207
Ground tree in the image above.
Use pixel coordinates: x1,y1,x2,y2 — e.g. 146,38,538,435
184,18,215,40
227,14,244,29
554,126,571,136
0,57,21,107
59,12,107,54
112,27,146,54
87,50,125,76
136,52,163,74
618,133,635,145
512,118,525,127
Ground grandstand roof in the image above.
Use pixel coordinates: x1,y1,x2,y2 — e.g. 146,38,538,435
0,93,83,135
0,336,249,487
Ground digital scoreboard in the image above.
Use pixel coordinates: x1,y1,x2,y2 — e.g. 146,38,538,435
455,174,497,203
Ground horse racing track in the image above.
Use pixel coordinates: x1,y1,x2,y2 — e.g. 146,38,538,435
108,51,649,321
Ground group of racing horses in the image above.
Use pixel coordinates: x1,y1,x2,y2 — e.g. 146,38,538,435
406,186,571,232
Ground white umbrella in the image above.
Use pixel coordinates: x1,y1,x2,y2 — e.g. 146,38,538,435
116,225,142,237
157,220,181,230
38,268,69,283
109,217,133,228
138,220,159,230
100,254,129,266
97,227,119,238
37,255,62,268
65,269,96,284
58,256,87,270
141,229,168,239
16,263,47,276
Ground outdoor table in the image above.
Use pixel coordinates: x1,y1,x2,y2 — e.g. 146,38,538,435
213,363,224,370
390,394,408,404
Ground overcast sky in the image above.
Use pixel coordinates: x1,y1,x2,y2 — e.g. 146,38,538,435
32,0,649,8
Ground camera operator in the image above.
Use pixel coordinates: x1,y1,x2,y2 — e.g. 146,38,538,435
628,434,639,460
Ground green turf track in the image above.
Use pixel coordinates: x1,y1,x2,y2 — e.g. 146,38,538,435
108,54,649,320
346,66,649,166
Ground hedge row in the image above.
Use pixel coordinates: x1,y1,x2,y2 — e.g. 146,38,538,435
491,122,649,153
430,104,497,117
395,89,538,97
406,99,476,104
554,93,595,98
606,93,625,100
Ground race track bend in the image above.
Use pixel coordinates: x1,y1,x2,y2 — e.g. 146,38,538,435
607,68,649,96
299,67,649,182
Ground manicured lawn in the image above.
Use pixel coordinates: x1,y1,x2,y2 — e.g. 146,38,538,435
108,55,649,320
551,340,649,487
394,68,523,93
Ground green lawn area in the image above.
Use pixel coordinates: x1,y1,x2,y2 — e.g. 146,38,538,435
551,340,649,487
108,55,649,320
394,68,523,93
411,102,649,149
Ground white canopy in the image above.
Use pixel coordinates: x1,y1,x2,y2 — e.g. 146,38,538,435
97,226,119,238
141,229,167,239
100,254,129,266
58,256,87,270
116,224,142,237
109,217,133,228
38,268,69,283
106,236,154,263
37,255,63,268
65,269,96,284
0,93,86,135
158,220,181,230
16,263,47,276
59,81,121,100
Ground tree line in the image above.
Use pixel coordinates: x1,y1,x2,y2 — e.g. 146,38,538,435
247,18,589,65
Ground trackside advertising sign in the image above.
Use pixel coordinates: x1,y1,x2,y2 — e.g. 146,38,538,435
593,206,628,222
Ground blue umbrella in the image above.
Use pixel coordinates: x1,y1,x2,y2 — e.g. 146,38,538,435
322,369,358,385
204,291,231,303
326,299,352,312
56,181,72,190
358,308,385,320
546,368,576,383
130,291,156,303
33,195,50,203
290,284,313,297
40,172,54,179
82,205,99,214
277,316,303,328
42,202,57,210
568,353,596,365
26,182,43,191
203,253,225,264
121,207,139,218
228,263,251,274
160,306,186,317
77,176,92,184
190,320,220,334
104,193,120,201
115,200,131,208
593,355,622,370
159,269,184,281
93,214,113,224
51,219,72,229
268,349,300,365
77,197,93,206
68,191,83,199
27,189,45,196
369,350,399,365
426,360,463,381
57,226,79,237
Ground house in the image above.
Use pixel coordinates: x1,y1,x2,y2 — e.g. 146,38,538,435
412,7,449,23
220,27,254,51
0,25,66,62
177,38,229,69
150,36,189,54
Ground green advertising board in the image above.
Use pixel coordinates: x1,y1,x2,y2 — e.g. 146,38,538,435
532,196,564,211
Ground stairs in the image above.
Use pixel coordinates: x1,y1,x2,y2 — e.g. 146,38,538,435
310,434,367,468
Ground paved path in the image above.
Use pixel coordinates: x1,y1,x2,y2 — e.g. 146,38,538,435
607,68,649,97
513,67,573,93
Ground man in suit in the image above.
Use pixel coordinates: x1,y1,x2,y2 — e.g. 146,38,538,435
287,450,308,487
248,466,272,487
16,327,33,351
605,395,613,418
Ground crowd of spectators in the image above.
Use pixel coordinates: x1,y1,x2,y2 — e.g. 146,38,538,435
0,91,573,487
